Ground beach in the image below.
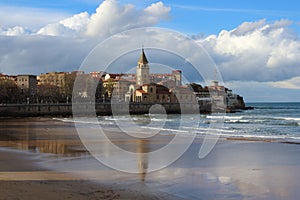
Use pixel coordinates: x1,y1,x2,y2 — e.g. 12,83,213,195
1,117,300,200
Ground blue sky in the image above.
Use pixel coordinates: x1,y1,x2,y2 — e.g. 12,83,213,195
0,0,299,102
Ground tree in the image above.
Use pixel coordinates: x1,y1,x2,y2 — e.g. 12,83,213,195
87,77,103,100
188,83,203,93
103,78,115,98
0,79,21,104
37,84,60,103
64,73,77,98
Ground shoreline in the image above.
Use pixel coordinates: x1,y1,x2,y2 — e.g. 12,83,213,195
0,115,298,145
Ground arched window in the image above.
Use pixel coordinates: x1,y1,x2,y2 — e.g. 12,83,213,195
150,88,153,93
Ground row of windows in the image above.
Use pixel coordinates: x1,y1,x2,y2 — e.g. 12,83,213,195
156,95,171,100
134,95,171,103
18,79,37,83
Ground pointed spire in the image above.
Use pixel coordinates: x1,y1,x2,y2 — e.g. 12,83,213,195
138,48,149,64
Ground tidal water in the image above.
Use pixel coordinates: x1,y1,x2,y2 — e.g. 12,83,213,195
59,102,300,142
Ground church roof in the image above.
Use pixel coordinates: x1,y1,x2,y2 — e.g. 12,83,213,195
138,49,149,64
136,89,148,94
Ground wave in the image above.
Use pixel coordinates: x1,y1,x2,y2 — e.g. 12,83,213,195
141,126,189,133
205,115,300,126
206,116,243,120
148,118,174,122
53,117,115,126
181,126,236,133
276,117,300,121
168,127,300,141
54,111,300,141
221,133,299,140
53,117,73,123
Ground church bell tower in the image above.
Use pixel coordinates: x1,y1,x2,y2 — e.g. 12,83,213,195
136,49,150,86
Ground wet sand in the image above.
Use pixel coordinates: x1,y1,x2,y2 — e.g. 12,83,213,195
1,117,300,199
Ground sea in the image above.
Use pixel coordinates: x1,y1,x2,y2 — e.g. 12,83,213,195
57,102,300,142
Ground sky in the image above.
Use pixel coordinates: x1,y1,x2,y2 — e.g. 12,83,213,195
0,0,299,102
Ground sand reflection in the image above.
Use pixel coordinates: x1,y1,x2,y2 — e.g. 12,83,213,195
0,119,87,155
136,139,149,181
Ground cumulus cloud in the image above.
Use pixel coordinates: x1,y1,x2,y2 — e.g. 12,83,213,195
37,12,90,36
86,0,170,37
0,26,27,36
35,0,170,37
199,19,300,82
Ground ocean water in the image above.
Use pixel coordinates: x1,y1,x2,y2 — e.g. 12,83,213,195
59,102,300,142
220,102,300,141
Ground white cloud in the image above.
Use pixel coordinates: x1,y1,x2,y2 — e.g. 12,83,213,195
86,0,170,37
199,19,300,82
37,12,90,36
270,76,300,89
60,12,90,32
144,1,171,21
231,19,266,36
35,0,170,37
0,0,170,38
0,26,27,36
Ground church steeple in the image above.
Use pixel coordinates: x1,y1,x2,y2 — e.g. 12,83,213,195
138,48,149,64
136,48,150,85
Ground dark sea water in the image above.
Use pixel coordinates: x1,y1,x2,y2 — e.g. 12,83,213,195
58,102,300,142
220,102,300,141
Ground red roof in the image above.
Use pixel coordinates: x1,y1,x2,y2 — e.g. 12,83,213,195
136,89,148,94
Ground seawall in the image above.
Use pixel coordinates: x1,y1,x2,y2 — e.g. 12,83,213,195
0,103,209,117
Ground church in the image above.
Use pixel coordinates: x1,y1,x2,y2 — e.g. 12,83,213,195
124,49,194,103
